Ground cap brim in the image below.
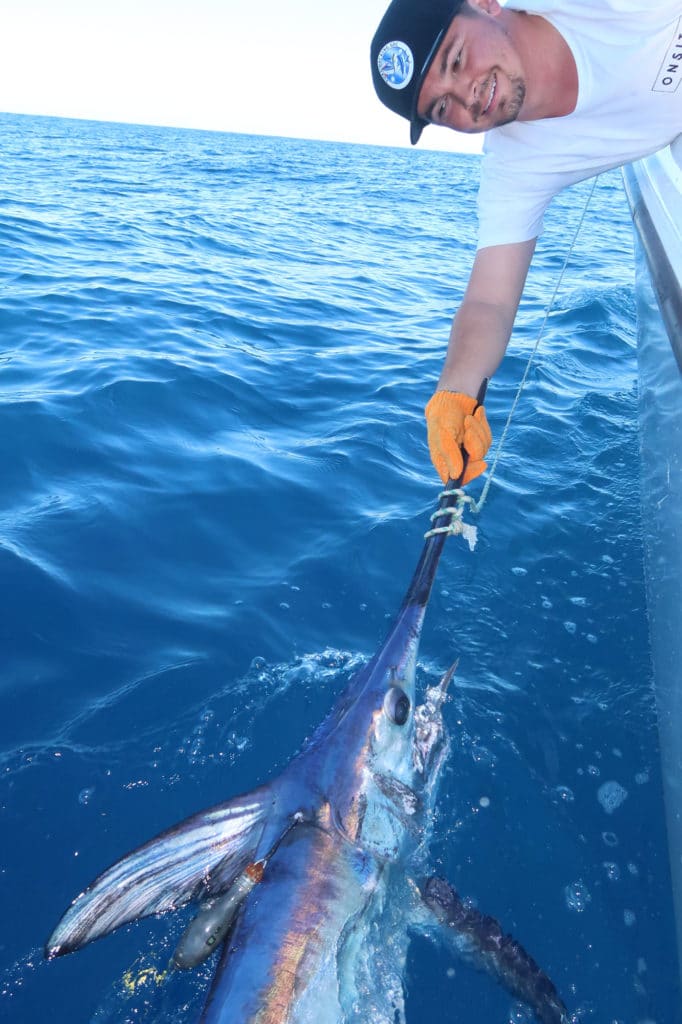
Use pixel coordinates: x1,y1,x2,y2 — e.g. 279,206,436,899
406,25,448,146
410,119,426,145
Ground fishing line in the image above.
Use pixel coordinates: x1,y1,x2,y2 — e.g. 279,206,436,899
472,174,600,516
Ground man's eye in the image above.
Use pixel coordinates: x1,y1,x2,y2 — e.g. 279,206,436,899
453,48,463,70
438,99,447,121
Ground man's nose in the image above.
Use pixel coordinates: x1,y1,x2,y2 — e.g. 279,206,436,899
452,75,477,109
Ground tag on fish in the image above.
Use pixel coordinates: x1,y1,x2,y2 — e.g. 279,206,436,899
449,518,478,551
460,521,477,551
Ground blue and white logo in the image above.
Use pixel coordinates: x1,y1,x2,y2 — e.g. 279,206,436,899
377,41,414,91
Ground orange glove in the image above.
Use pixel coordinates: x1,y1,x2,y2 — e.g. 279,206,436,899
425,390,492,485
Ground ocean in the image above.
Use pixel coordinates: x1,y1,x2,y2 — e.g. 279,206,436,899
0,112,679,1023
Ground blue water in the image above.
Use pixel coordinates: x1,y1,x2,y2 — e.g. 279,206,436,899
0,112,679,1023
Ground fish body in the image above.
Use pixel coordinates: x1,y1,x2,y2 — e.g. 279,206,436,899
198,592,448,1024
46,486,568,1024
202,814,375,1024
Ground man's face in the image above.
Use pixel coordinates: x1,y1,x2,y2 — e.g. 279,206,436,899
416,0,526,134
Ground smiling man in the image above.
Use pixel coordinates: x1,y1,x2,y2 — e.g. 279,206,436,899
371,0,682,486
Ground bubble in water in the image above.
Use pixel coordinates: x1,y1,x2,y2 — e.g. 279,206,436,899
226,731,249,752
603,861,620,881
508,1005,533,1023
78,787,95,806
570,596,587,606
597,780,628,814
624,909,636,927
511,566,527,576
602,831,619,847
470,744,495,767
554,785,575,804
564,879,591,913
479,796,490,808
541,596,553,609
635,770,649,785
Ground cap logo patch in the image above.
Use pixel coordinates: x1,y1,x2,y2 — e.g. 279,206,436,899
377,41,414,90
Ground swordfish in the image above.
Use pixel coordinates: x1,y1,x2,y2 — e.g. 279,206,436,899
46,483,569,1024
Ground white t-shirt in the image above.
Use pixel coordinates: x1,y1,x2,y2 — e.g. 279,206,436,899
477,0,682,248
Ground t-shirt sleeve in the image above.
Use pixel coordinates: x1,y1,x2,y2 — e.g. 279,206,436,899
476,148,555,249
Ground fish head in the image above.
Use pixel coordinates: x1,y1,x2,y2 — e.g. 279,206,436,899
322,601,455,862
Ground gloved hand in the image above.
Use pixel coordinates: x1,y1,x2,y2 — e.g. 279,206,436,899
425,390,492,485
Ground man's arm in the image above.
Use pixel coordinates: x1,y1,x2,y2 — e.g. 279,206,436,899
424,238,536,484
438,237,537,395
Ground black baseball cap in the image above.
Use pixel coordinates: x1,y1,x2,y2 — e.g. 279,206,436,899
371,0,466,144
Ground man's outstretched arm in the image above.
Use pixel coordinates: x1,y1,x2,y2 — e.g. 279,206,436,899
426,237,537,484
440,237,537,393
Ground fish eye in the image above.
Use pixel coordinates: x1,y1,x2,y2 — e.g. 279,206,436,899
383,686,411,726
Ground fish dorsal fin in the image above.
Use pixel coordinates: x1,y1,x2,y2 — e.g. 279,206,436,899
45,785,273,958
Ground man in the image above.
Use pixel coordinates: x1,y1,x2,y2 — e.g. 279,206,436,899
371,0,682,485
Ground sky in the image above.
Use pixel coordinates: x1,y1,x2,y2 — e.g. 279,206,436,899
1,0,483,154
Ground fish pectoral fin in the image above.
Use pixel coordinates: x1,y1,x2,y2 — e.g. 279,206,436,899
45,784,274,959
419,877,570,1024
